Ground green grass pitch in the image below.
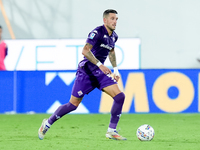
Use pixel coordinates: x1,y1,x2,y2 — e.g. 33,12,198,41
0,113,199,150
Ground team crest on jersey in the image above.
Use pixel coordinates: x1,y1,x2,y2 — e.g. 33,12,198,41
89,33,96,39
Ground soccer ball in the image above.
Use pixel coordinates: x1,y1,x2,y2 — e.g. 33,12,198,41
136,124,155,141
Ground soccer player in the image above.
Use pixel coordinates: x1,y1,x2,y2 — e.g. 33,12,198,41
38,9,127,140
0,25,8,70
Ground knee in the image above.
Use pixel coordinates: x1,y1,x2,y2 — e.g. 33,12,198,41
113,92,125,104
70,100,81,107
70,95,83,107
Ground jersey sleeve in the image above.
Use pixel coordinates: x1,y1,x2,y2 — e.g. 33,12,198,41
86,30,101,46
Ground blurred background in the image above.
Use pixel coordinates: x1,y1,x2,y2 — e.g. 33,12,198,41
0,0,200,114
1,0,200,68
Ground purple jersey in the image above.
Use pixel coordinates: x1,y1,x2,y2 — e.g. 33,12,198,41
78,25,118,71
71,25,118,98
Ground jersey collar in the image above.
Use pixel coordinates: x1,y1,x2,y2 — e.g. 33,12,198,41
103,25,113,37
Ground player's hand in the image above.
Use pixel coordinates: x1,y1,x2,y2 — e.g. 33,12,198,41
114,74,120,82
99,65,112,75
113,67,120,82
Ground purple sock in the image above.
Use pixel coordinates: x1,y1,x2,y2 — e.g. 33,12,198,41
48,102,77,125
109,92,125,129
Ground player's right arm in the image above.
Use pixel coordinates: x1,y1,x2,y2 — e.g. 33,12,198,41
82,43,111,74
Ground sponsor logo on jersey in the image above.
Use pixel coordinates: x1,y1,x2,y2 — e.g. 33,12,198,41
89,33,96,39
100,44,112,50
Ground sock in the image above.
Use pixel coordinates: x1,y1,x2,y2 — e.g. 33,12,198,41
48,102,77,125
107,127,116,132
109,92,125,129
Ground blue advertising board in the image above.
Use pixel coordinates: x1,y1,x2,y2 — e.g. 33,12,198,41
0,69,199,113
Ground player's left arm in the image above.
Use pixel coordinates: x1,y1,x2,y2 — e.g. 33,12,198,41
109,48,120,82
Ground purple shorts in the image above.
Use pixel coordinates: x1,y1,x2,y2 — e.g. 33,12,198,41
71,67,117,98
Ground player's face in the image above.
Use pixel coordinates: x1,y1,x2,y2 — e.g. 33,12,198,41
104,13,118,31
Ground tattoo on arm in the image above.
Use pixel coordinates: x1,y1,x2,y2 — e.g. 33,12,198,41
85,43,93,48
109,49,117,67
83,43,99,65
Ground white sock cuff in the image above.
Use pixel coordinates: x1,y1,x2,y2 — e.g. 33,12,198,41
45,120,51,128
107,127,116,132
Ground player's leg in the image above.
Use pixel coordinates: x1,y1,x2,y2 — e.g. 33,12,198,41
48,95,83,125
38,95,83,140
103,84,124,129
94,68,126,140
103,84,126,140
38,69,95,140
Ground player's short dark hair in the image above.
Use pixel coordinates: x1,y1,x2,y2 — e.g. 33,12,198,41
103,9,118,18
0,25,2,29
